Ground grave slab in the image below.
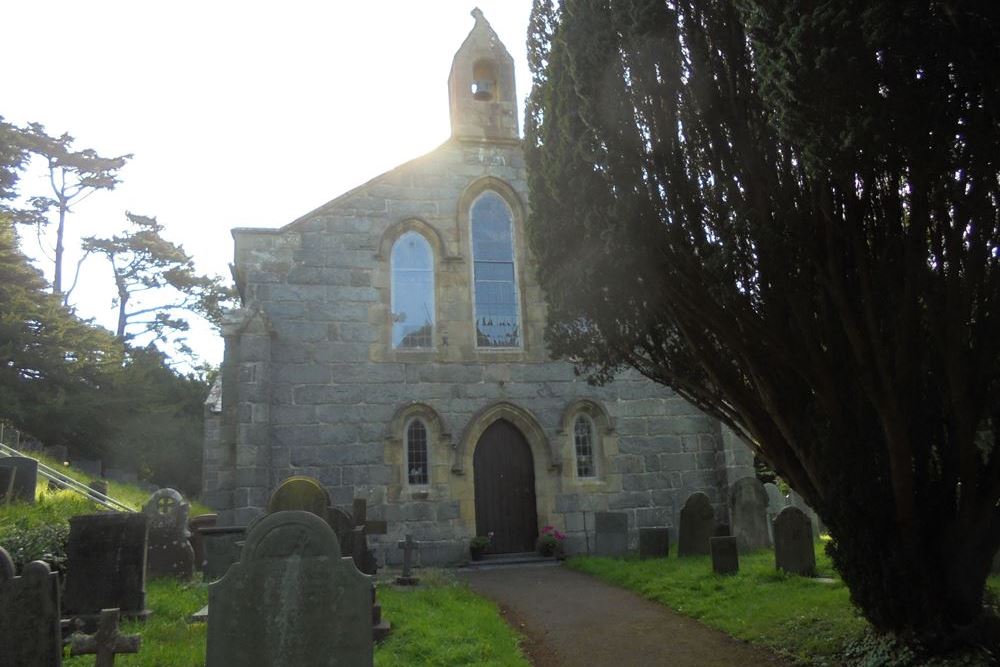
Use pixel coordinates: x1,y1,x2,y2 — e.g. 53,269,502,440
638,527,670,559
677,492,714,557
594,511,629,557
730,477,771,553
206,510,373,666
773,506,816,576
710,536,739,575
200,526,246,581
0,548,62,667
0,456,38,503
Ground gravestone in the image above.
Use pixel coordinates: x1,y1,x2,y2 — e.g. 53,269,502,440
71,458,102,478
0,548,62,667
69,608,141,666
773,506,817,576
0,456,38,503
677,492,715,557
710,536,739,575
104,468,138,485
395,534,420,585
188,514,218,571
594,511,629,557
206,510,373,666
763,483,786,541
63,513,150,623
143,489,195,579
43,445,68,462
351,498,387,575
0,466,15,504
267,475,331,522
730,477,771,553
200,526,246,581
789,490,823,538
638,527,670,559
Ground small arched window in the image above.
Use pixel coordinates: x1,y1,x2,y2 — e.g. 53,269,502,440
391,232,434,348
471,192,520,348
574,415,596,478
406,418,429,485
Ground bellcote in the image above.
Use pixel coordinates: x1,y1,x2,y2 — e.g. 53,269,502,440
448,8,519,142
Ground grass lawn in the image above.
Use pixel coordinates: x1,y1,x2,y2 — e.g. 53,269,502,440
59,571,527,666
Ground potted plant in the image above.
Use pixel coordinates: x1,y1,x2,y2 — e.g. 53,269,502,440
536,525,565,558
469,534,491,560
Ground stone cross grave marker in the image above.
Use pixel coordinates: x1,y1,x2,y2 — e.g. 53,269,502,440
206,510,373,667
677,492,715,557
773,506,817,576
395,535,420,585
352,498,388,575
63,513,150,625
0,547,62,667
0,455,38,503
69,608,141,667
710,535,739,575
143,488,195,579
730,477,771,554
594,511,629,557
638,527,670,559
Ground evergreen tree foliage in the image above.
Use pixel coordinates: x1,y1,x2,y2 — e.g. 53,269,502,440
525,0,999,652
83,212,236,358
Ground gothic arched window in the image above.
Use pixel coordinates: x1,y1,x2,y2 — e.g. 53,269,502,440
391,232,434,348
406,418,430,485
470,192,520,348
574,415,596,478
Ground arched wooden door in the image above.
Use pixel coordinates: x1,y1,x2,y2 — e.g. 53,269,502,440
473,419,538,554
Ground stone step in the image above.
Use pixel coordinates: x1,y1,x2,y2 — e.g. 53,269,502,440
373,619,391,642
464,552,560,570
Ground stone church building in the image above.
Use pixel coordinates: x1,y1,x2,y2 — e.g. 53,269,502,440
203,10,754,564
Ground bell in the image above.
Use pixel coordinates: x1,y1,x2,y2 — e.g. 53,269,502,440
472,79,493,100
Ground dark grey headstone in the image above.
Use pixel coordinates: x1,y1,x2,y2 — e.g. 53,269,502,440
188,514,218,572
71,458,102,478
773,506,816,576
594,512,629,557
638,527,670,559
710,535,739,575
200,526,246,581
730,477,771,554
206,510,373,666
0,548,62,667
62,513,149,621
143,489,195,579
42,445,68,463
677,492,715,557
0,456,38,503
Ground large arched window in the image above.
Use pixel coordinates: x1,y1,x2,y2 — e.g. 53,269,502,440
406,418,430,485
391,232,434,348
574,415,596,478
470,192,520,348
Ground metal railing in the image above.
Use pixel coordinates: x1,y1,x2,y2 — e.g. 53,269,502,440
0,442,135,513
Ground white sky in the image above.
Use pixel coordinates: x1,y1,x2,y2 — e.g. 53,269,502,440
5,1,535,368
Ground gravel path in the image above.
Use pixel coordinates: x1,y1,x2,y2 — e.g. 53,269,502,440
459,563,792,667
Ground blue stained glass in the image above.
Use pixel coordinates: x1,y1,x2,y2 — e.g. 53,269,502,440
471,192,520,347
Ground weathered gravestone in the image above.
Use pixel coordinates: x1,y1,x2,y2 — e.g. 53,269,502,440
0,456,38,503
710,535,739,575
789,490,823,538
0,466,15,504
395,535,420,585
773,506,817,576
206,510,373,667
143,489,195,579
71,458,102,478
730,477,771,553
351,498,388,575
267,475,331,521
188,513,218,571
69,608,141,667
200,526,246,581
594,511,629,557
638,527,670,559
63,513,150,624
0,547,62,667
677,492,715,557
763,482,786,542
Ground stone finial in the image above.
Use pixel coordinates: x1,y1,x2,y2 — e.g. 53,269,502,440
471,7,485,22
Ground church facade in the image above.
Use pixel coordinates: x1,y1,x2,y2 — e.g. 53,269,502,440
203,10,754,565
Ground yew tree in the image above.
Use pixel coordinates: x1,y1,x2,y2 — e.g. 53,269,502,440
525,0,999,651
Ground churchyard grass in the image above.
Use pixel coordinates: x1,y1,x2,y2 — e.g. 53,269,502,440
376,570,530,666
571,545,1000,665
